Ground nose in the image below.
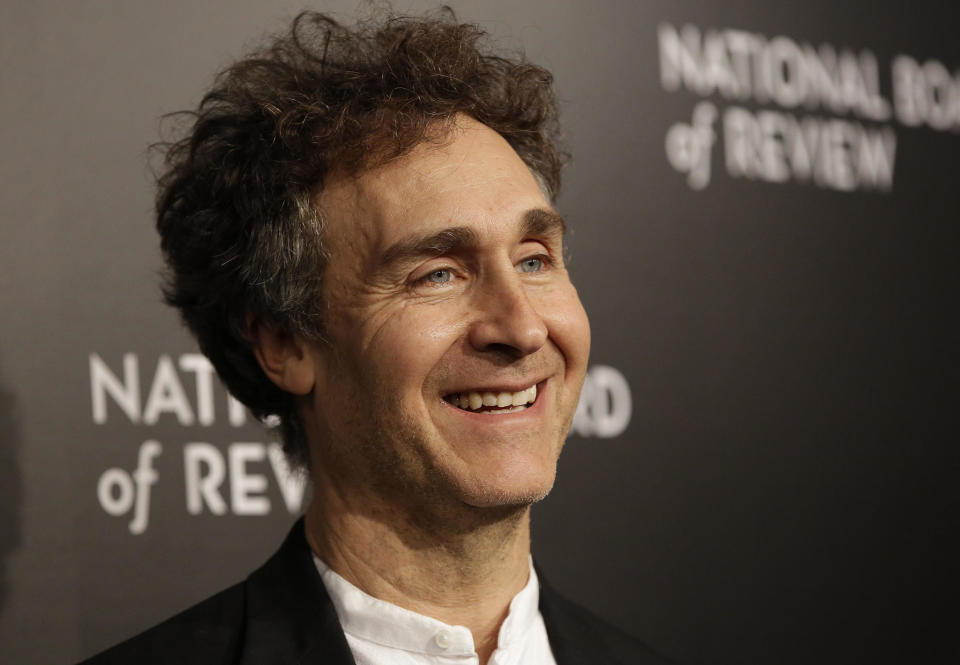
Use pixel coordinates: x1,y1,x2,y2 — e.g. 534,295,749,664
467,271,548,357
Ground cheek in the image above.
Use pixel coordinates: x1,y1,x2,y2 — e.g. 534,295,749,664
360,302,469,388
543,284,592,369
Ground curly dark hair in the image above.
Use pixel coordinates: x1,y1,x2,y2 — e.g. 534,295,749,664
155,8,566,470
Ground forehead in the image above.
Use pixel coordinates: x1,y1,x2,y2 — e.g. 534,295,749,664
316,117,551,255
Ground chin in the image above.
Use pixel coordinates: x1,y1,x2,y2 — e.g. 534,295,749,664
411,464,556,533
456,467,557,509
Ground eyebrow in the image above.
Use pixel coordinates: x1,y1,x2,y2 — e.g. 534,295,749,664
520,208,566,239
378,208,567,269
379,226,480,268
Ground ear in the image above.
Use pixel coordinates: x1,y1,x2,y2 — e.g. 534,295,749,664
248,315,316,396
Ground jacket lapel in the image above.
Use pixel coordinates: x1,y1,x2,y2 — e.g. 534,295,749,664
539,572,594,665
538,566,673,665
238,519,356,665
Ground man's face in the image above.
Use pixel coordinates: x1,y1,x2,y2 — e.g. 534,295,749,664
304,116,590,514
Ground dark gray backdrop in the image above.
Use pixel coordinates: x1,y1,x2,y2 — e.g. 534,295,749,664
1,1,956,664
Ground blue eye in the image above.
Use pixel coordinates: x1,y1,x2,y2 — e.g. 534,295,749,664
425,268,453,283
518,257,543,273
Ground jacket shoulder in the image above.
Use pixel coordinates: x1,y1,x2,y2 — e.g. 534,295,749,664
77,519,356,665
78,582,246,665
539,581,676,665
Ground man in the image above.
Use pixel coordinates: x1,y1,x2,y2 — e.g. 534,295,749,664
83,9,670,665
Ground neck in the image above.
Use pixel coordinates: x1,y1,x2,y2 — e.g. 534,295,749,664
304,478,533,665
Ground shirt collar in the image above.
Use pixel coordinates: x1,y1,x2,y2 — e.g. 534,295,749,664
313,554,542,656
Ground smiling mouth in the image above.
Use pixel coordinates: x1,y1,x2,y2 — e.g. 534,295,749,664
443,384,538,414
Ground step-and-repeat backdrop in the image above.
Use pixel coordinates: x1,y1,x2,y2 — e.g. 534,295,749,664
0,1,956,663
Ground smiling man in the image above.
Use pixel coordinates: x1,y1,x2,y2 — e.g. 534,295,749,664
83,9,669,665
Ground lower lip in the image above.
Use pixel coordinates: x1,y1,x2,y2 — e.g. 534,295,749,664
441,380,548,422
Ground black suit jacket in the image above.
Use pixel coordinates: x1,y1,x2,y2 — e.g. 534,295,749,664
81,520,671,665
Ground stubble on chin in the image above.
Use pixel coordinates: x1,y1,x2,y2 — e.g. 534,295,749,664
354,411,555,535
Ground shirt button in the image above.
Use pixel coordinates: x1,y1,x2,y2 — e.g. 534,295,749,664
434,630,452,649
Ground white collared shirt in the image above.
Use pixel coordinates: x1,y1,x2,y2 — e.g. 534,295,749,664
313,555,557,665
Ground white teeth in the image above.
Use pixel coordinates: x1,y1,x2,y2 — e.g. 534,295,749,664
515,384,537,406
447,384,539,412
